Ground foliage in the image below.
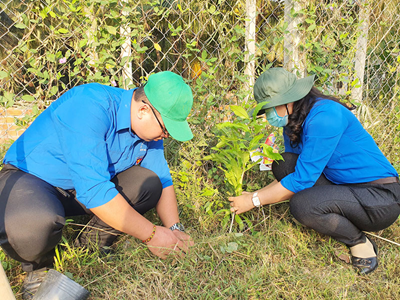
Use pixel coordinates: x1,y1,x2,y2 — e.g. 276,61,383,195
204,101,282,197
2,0,400,168
201,97,283,231
1,2,400,297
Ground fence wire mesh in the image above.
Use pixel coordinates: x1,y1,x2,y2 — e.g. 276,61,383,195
1,0,400,165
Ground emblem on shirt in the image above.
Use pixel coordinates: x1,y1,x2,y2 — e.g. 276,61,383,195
135,156,144,165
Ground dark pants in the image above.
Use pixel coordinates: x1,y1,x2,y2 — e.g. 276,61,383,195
272,153,400,247
0,164,162,272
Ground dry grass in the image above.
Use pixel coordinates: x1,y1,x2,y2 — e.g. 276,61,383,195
3,202,400,299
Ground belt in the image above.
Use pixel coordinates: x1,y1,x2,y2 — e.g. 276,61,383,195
367,177,400,185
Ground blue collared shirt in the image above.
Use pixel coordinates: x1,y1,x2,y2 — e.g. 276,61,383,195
281,99,398,193
4,83,173,208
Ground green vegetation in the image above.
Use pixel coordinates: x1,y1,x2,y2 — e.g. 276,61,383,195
2,0,400,299
3,200,400,299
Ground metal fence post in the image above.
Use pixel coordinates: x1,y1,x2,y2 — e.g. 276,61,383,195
245,0,256,100
120,0,133,89
352,0,370,104
284,0,306,75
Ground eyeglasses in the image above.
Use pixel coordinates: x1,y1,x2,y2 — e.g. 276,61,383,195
142,100,169,138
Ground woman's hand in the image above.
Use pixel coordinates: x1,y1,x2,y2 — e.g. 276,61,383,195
228,191,255,214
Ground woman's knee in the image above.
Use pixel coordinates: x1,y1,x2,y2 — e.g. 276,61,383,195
289,193,315,226
272,152,299,181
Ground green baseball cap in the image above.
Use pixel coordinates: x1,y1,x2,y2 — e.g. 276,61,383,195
144,71,193,141
252,68,315,116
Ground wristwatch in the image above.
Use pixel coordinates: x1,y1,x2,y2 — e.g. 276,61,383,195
252,192,261,207
169,222,185,232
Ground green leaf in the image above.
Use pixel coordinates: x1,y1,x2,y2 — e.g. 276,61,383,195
136,46,148,53
64,271,74,280
252,101,269,119
351,78,359,86
106,26,117,35
50,86,58,96
79,39,88,48
200,188,216,197
32,105,39,115
58,28,69,34
249,134,264,150
154,42,161,51
262,145,283,161
230,105,249,119
215,140,227,148
307,24,316,31
208,5,216,14
234,215,244,231
14,23,27,29
0,71,8,79
21,95,35,102
226,241,239,253
46,53,56,63
3,91,14,101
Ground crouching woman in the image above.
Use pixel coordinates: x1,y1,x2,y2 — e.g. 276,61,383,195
229,68,400,275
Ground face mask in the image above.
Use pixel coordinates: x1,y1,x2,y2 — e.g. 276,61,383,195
265,107,288,127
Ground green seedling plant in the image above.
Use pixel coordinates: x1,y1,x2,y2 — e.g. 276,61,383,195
204,101,283,232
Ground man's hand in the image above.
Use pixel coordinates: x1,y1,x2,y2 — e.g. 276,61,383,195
146,226,188,259
228,191,254,214
172,230,194,251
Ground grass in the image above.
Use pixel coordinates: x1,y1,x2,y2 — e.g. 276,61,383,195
3,200,400,300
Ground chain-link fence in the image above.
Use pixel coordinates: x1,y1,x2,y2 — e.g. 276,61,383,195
1,0,400,165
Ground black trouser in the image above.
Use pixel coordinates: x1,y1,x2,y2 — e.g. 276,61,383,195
272,153,400,247
0,164,162,272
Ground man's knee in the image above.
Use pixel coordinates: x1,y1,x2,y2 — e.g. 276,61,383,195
5,210,64,262
141,170,163,197
137,171,162,210
113,166,163,213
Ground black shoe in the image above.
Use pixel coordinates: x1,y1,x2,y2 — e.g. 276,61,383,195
351,238,378,275
21,268,49,299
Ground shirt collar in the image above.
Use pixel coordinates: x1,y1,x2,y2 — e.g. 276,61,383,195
116,88,137,132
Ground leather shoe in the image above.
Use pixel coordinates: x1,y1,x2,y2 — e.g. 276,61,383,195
351,238,378,275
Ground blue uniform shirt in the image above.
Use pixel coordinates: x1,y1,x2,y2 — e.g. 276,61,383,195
281,99,398,193
4,83,173,208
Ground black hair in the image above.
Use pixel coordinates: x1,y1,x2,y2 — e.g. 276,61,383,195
133,86,148,102
286,87,352,147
